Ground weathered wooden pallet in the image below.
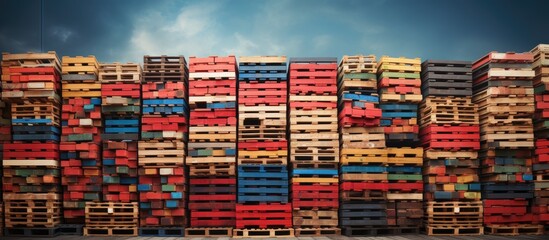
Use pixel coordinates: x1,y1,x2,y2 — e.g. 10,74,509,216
188,162,235,176
2,51,61,71
484,224,544,236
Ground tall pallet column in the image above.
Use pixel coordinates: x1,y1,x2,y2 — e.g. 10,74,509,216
473,52,543,236
1,51,62,237
234,56,293,238
60,56,102,234
531,44,549,232
337,55,388,236
185,56,237,238
377,56,423,233
138,55,188,237
420,60,483,236
91,62,141,237
289,57,339,237
0,64,11,237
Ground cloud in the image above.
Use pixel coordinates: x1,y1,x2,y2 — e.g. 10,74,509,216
124,1,234,62
51,26,73,42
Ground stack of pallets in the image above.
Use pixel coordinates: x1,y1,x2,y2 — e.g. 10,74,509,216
377,56,424,234
100,63,141,202
420,60,483,235
186,56,237,237
531,44,549,230
138,56,187,236
473,52,543,235
84,202,138,236
289,57,339,237
60,56,102,230
337,55,389,236
1,52,62,237
0,56,10,237
234,56,292,238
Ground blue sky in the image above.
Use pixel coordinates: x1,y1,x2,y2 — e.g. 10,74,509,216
1,0,548,63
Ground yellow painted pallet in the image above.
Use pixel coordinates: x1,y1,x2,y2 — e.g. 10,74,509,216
378,56,421,65
341,173,388,181
381,93,422,102
62,55,99,74
239,150,287,158
186,156,236,164
239,56,287,64
292,177,338,184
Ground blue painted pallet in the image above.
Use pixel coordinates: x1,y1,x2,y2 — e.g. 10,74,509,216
143,99,186,105
238,179,288,186
90,98,102,105
139,227,185,237
292,168,338,176
13,134,59,141
238,164,287,172
238,187,288,194
380,103,417,111
494,157,527,165
238,171,288,179
103,158,116,166
12,119,55,125
82,159,99,167
238,195,288,203
13,125,60,133
342,93,379,103
239,73,287,80
143,106,186,114
381,111,417,118
386,166,422,173
5,227,61,237
340,166,386,173
58,224,83,236
105,119,139,126
104,127,139,133
207,101,236,109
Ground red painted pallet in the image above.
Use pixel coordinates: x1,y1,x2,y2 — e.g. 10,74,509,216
189,56,237,72
101,84,140,97
142,82,187,99
236,204,292,229
238,140,287,150
290,85,338,95
535,139,549,163
190,79,235,88
4,143,59,159
290,63,337,73
290,102,337,110
192,87,235,96
420,125,480,150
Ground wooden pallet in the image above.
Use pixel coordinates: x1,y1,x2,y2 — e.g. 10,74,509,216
4,199,61,228
232,228,294,238
85,202,138,226
293,210,338,228
485,224,544,236
188,162,235,176
425,225,483,235
137,141,185,166
62,55,99,75
99,63,141,83
2,51,61,70
294,227,341,236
